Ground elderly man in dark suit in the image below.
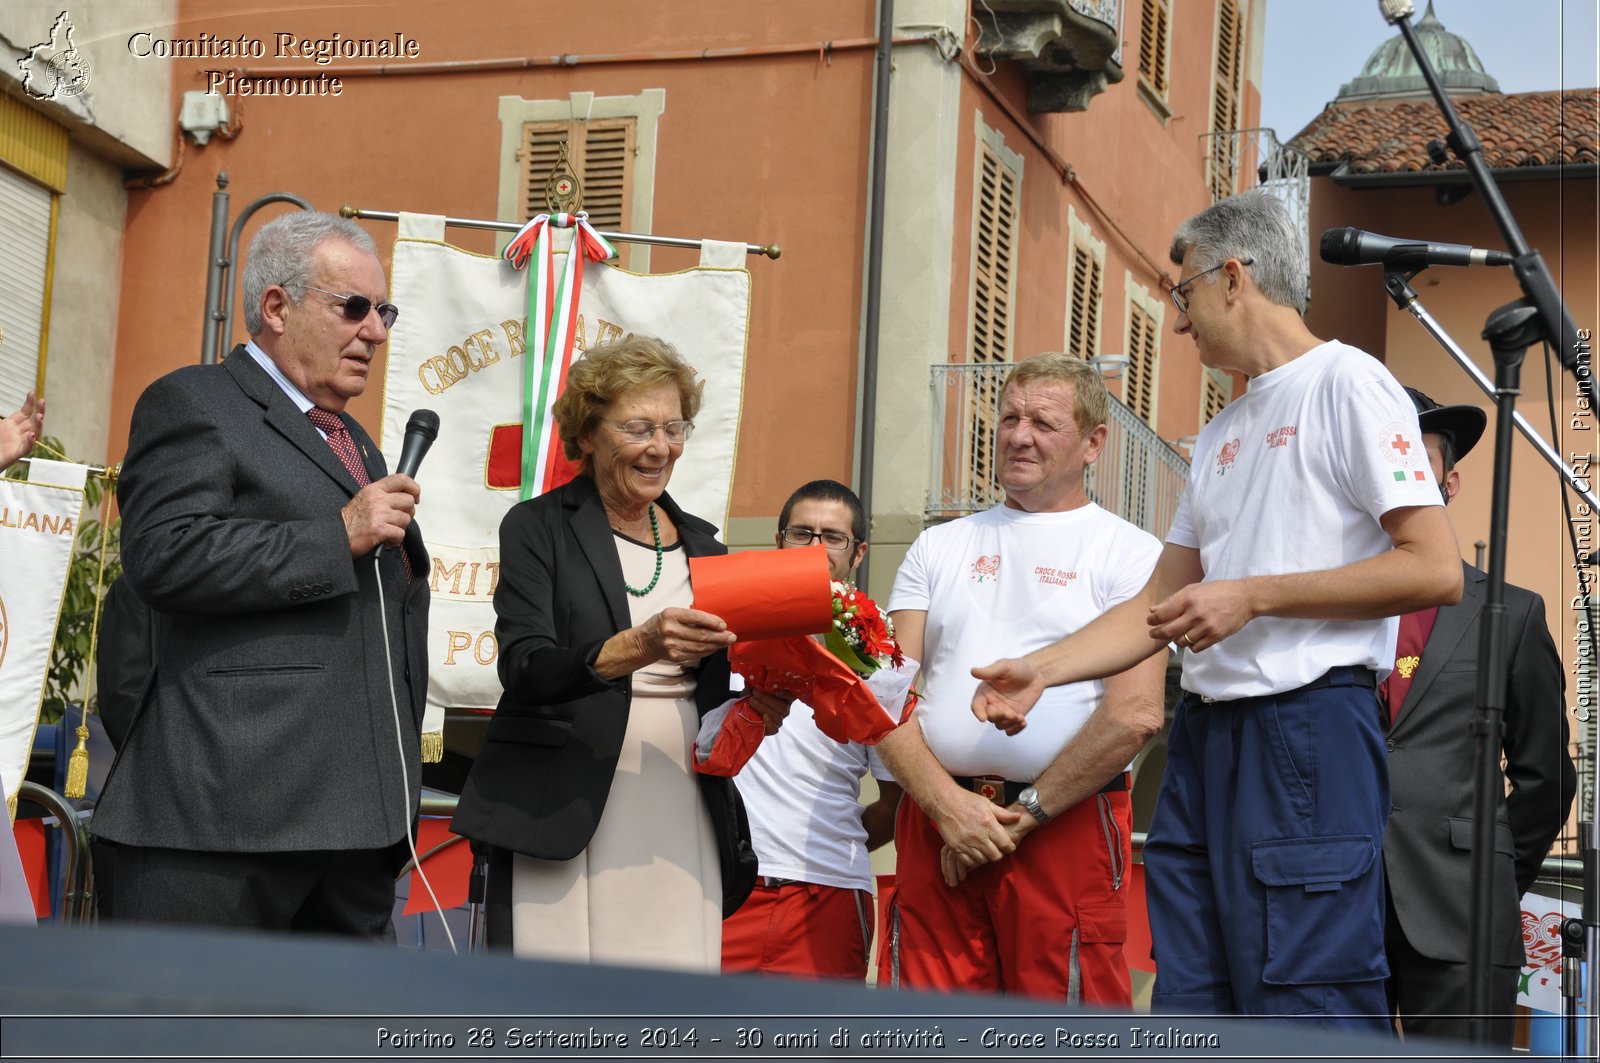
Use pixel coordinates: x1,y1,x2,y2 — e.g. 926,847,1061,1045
91,211,430,938
1382,387,1577,1043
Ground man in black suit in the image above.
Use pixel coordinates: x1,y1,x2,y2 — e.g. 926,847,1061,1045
1383,387,1576,1043
91,211,430,938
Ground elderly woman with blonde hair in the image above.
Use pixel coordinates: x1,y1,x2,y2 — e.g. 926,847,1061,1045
453,335,787,970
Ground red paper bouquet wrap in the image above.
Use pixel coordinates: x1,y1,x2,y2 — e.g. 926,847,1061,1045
688,546,833,641
732,635,910,745
688,554,918,777
694,637,919,776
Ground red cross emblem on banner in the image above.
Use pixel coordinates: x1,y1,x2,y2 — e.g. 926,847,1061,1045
486,423,581,491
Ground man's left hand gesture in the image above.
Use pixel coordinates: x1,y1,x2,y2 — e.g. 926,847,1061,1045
970,657,1045,734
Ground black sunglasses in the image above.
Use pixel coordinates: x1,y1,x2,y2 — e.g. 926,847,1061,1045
306,285,399,329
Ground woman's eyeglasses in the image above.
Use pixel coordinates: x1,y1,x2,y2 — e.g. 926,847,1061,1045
608,419,695,444
306,285,400,329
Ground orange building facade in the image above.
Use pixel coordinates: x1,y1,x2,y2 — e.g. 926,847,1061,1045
3,0,1263,599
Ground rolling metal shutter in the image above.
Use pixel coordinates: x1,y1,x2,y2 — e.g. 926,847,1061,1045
0,165,51,404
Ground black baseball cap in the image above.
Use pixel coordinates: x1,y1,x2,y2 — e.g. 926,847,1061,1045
1404,386,1486,460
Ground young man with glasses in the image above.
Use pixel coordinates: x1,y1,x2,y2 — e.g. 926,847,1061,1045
969,191,1463,1027
874,354,1166,1004
93,211,430,938
719,479,904,980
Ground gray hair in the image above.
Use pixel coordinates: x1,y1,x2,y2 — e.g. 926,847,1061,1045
1170,190,1307,314
241,211,378,335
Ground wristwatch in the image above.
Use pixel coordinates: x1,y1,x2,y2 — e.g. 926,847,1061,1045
1017,786,1050,823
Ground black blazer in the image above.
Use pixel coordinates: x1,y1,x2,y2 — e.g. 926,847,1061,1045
451,474,756,914
1384,563,1576,965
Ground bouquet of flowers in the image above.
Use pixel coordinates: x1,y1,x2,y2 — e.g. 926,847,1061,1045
824,580,904,676
695,582,919,776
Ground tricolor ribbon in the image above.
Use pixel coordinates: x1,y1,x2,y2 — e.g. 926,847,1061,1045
502,212,618,500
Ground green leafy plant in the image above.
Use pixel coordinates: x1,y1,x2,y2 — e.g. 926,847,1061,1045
3,437,121,724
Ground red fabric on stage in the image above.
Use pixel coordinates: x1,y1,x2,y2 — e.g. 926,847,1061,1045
15,818,48,918
400,819,473,914
689,547,833,642
721,881,872,980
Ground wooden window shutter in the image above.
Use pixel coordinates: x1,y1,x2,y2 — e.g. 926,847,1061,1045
1067,241,1103,361
519,118,636,261
971,141,1018,366
1140,0,1172,99
1125,302,1159,425
968,140,1020,505
1201,368,1232,426
1209,0,1246,200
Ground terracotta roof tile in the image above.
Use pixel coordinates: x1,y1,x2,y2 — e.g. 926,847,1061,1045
1287,89,1598,174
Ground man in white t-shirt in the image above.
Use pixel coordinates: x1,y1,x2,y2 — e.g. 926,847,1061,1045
720,480,904,980
969,192,1463,1028
876,354,1166,1004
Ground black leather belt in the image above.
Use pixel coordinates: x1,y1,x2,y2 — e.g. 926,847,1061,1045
1304,665,1377,690
952,771,1129,808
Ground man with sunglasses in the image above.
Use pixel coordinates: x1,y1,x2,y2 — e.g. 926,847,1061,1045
93,211,430,939
969,192,1463,1026
720,479,904,980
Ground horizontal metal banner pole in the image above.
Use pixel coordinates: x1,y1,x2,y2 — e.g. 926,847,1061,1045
341,206,781,259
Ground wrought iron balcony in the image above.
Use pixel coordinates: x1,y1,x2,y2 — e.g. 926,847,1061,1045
926,360,1189,538
971,0,1124,114
1200,127,1313,282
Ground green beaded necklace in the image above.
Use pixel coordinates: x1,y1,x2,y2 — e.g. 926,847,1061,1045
622,503,664,597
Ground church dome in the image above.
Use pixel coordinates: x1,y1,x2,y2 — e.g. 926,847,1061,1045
1337,1,1500,101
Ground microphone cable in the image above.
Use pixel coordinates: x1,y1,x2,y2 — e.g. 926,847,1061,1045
374,550,459,955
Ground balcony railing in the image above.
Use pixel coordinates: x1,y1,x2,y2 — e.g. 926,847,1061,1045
1200,127,1313,284
927,361,1189,538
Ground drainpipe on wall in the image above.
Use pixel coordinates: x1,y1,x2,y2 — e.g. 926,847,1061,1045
854,0,894,591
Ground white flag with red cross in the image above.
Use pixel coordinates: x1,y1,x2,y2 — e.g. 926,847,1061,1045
380,213,750,757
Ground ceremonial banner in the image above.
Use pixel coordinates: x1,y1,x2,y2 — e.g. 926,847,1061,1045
0,462,86,820
1519,888,1580,1013
382,214,750,750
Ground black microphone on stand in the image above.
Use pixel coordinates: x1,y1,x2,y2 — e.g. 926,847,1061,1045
1319,227,1513,269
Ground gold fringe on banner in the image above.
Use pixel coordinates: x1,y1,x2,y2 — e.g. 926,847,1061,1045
63,724,89,799
54,456,120,800
421,730,444,763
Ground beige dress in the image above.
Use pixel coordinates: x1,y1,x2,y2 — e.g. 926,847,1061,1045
509,536,722,971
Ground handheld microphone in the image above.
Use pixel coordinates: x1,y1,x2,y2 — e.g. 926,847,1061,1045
1319,227,1513,269
379,409,438,560
395,408,440,480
